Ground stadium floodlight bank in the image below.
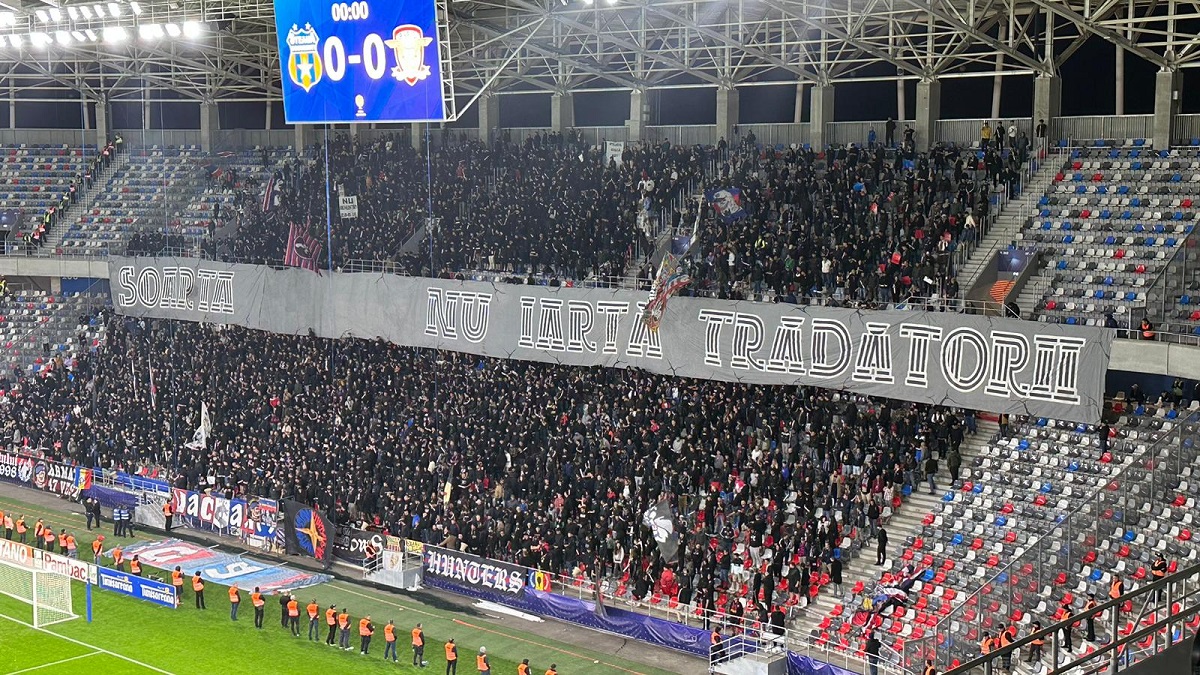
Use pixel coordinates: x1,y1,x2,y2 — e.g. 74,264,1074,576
0,557,76,627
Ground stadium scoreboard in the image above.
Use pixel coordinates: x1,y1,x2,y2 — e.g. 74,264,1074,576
273,0,448,123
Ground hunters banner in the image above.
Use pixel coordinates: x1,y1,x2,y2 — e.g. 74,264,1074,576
421,544,529,596
110,257,1113,422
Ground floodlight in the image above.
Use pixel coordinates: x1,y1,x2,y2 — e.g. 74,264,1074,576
71,30,86,42
102,25,127,43
55,30,71,45
36,9,49,23
49,8,62,22
9,33,23,48
138,23,163,40
85,29,98,41
164,22,180,37
182,21,203,38
68,6,78,20
0,36,6,48
80,6,93,19
108,3,122,17
0,11,13,26
130,2,142,15
94,4,106,18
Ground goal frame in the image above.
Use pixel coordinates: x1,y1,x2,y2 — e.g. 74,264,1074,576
0,557,77,628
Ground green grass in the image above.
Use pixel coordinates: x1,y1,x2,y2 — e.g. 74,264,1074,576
0,493,679,675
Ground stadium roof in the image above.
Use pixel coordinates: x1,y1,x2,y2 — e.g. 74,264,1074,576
0,0,1196,114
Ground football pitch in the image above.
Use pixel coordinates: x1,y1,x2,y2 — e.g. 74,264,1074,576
0,492,685,675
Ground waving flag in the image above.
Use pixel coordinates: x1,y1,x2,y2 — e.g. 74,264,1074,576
705,187,747,222
261,174,277,213
184,402,212,451
642,205,700,331
284,220,323,274
642,498,680,563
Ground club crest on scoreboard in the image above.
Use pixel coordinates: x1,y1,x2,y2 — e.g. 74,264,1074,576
385,24,432,85
286,23,323,92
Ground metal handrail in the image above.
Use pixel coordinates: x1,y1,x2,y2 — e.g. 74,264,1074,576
900,418,1184,668
947,561,1200,674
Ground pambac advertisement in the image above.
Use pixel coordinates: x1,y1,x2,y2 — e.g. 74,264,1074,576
96,567,177,608
0,539,97,584
111,256,1113,422
0,451,83,498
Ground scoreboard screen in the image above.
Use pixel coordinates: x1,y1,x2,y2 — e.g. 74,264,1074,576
273,0,446,123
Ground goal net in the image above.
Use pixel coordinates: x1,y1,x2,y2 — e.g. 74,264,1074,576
0,558,76,627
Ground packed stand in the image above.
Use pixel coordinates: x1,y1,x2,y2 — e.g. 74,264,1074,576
675,140,1010,308
230,131,703,282
6,317,972,636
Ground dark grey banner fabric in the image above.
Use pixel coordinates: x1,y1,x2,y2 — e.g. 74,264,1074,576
110,256,1111,422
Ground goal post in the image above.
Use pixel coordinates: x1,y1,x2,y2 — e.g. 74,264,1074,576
0,557,76,628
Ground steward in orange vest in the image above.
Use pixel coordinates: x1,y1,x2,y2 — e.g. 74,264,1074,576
192,572,206,610
228,584,240,621
251,587,266,629
358,615,374,655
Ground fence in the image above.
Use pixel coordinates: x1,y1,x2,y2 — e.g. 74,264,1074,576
1054,115,1153,145
900,417,1198,672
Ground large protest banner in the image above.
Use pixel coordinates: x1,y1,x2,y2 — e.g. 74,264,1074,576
0,451,82,499
110,257,1112,422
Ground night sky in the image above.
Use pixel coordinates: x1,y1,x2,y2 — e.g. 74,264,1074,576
11,35,1200,130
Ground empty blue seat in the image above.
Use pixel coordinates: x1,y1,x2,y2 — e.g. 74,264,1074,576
1063,235,1075,244
1167,238,1178,247
951,533,964,546
922,569,935,581
1182,295,1192,305
1067,317,1077,325
1104,276,1114,286
1089,569,1104,581
1154,224,1166,233
1125,291,1137,301
1062,221,1073,230
1094,289,1105,299
943,492,955,502
1134,138,1146,146
972,483,984,494
1118,185,1129,195
1042,221,1053,230
1057,260,1068,270
1040,482,1053,493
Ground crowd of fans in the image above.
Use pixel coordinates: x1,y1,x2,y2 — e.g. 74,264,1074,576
5,315,972,631
189,129,1027,308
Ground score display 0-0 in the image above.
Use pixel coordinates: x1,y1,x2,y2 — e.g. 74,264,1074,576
273,0,446,123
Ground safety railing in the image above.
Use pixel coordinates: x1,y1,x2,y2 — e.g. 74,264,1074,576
947,560,1200,674
899,418,1197,671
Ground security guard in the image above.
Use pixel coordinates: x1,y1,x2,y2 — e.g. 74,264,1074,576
171,566,184,605
338,608,352,650
1151,553,1168,602
162,500,173,532
922,659,936,675
229,583,241,621
476,646,490,674
383,620,398,663
307,599,321,640
287,595,300,636
91,535,105,562
359,614,374,655
444,638,458,675
518,660,531,675
251,587,266,629
325,604,338,645
980,632,994,656
412,622,425,666
1083,593,1098,642
544,665,558,675
192,572,206,609
1027,621,1045,663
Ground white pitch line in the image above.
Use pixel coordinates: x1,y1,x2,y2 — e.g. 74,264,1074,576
6,650,102,674
0,612,175,674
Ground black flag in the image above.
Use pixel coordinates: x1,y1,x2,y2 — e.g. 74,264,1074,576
282,499,333,566
642,498,680,563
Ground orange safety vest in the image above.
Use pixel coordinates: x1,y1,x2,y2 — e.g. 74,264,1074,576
477,654,489,671
113,548,123,566
307,602,319,619
92,540,103,556
518,665,530,675
229,587,240,603
2,515,10,530
359,618,372,636
981,637,993,654
287,600,299,617
412,627,423,646
385,624,396,642
923,667,935,675
326,607,337,625
545,670,557,675
338,612,349,629
192,576,204,592
16,518,26,533
1152,560,1167,579
171,571,183,587
130,559,141,575
65,535,76,550
34,521,43,537
44,529,55,543
445,643,457,661
163,503,173,517
252,592,265,608
1109,579,1123,599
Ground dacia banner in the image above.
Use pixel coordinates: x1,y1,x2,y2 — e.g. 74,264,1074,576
422,545,529,597
169,489,280,545
110,257,1113,422
96,567,177,608
0,451,82,499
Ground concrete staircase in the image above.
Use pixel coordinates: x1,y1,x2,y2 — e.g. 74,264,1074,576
792,419,1000,639
40,150,130,253
957,160,1060,292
